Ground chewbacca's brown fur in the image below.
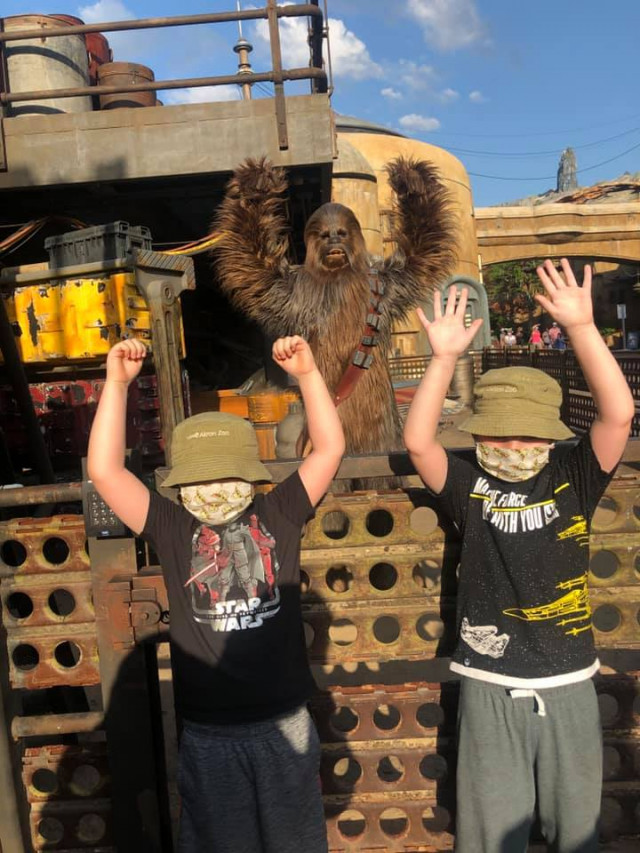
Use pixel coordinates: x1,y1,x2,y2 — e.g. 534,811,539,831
213,156,456,486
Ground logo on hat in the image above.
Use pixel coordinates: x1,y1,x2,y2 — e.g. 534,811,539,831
162,412,271,487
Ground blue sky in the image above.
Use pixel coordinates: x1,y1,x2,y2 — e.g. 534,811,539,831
5,0,640,206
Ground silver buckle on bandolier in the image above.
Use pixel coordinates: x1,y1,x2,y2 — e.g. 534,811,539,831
351,269,384,369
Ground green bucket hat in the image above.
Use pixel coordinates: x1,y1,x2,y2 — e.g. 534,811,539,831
162,412,271,487
459,366,574,441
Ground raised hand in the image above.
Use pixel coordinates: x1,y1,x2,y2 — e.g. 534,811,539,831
535,258,594,331
231,156,287,203
417,285,483,359
272,335,317,378
105,339,147,385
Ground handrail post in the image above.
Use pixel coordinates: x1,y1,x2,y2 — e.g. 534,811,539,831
267,0,289,150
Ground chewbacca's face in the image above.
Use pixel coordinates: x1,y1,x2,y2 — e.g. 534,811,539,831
304,203,366,274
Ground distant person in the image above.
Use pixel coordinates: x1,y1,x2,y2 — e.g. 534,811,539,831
404,258,634,853
504,329,516,347
529,324,543,349
515,327,524,345
542,328,551,348
553,329,567,350
548,321,561,345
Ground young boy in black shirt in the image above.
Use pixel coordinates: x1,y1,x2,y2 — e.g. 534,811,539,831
404,259,634,852
88,335,344,853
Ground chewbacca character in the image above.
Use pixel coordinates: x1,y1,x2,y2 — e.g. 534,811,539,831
213,156,456,487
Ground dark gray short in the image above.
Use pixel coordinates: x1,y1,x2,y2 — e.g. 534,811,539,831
177,705,328,853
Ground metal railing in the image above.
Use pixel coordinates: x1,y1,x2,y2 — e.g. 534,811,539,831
0,1,329,149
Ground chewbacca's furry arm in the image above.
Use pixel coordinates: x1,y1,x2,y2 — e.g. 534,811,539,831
381,157,457,323
213,157,294,335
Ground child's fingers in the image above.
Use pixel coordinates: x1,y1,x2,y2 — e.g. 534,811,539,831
534,293,554,314
465,317,483,341
272,336,304,361
455,287,469,317
582,264,592,294
536,263,556,293
114,339,146,360
444,285,458,315
128,339,147,360
560,258,577,287
432,291,442,320
545,258,567,288
416,306,430,329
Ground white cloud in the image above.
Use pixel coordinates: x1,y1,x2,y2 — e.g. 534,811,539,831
469,89,486,103
439,87,459,102
163,85,241,105
399,113,441,132
381,87,402,100
398,59,437,90
78,0,138,59
254,10,382,81
78,0,132,21
406,0,489,51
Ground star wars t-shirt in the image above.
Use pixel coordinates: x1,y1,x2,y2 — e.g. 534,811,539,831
142,472,316,723
436,434,615,687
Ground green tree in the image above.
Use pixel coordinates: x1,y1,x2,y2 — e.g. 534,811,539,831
483,259,546,334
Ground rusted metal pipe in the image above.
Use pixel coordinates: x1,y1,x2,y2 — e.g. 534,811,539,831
0,67,326,105
11,711,105,740
0,482,81,508
0,4,323,42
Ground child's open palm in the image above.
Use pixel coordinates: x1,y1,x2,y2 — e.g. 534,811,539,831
417,285,483,358
535,258,593,330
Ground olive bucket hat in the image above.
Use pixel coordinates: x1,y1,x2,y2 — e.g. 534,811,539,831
459,366,574,441
162,412,271,487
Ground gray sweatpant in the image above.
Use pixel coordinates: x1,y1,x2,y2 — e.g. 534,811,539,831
455,677,602,853
177,705,328,853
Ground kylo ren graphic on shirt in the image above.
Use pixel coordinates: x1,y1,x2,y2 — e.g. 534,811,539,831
185,513,281,633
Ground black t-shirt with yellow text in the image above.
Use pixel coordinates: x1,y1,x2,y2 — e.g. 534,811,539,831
436,435,614,687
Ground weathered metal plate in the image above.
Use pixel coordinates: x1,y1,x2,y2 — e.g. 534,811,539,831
23,744,112,852
0,516,89,577
7,624,99,689
1,573,94,628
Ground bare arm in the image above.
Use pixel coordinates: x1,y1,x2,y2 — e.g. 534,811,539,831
536,259,634,472
272,336,345,506
382,157,457,323
87,340,150,535
404,287,483,493
213,157,294,335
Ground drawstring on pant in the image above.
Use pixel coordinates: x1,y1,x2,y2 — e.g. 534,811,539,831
509,688,547,717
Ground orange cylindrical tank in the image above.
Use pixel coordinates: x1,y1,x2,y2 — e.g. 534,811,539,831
248,392,283,425
97,62,156,110
86,31,113,85
253,424,277,460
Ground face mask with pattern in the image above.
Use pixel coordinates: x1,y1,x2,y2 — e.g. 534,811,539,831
475,443,552,482
179,481,253,524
